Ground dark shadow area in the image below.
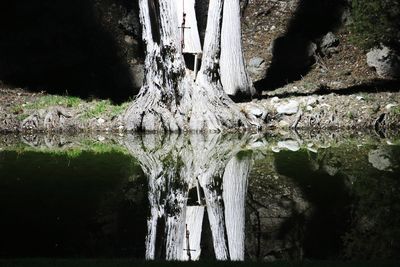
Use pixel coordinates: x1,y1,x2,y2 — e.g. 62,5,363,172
0,150,148,257
183,54,196,71
255,0,349,92
274,150,352,259
229,91,254,103
0,0,142,104
195,0,210,47
260,79,400,99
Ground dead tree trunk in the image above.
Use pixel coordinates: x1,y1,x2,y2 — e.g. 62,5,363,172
220,0,255,97
123,0,250,132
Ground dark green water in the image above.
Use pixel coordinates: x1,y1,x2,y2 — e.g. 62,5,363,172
0,133,399,262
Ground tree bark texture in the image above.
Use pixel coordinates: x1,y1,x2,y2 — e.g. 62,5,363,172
122,133,254,260
220,0,255,97
223,153,253,260
123,0,251,132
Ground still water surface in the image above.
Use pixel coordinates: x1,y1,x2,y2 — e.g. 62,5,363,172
0,133,399,261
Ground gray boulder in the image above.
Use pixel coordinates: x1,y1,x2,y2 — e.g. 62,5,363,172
319,32,339,56
277,140,300,152
249,57,265,68
275,100,299,115
367,45,400,78
247,57,267,82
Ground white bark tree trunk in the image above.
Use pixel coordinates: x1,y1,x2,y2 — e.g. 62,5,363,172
181,206,205,261
220,0,255,97
122,133,254,260
223,152,253,260
123,0,251,132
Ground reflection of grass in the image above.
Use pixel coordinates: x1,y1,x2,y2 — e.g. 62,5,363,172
3,139,130,159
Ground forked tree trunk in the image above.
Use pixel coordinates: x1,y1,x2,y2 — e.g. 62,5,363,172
123,0,250,132
122,133,253,260
220,0,255,97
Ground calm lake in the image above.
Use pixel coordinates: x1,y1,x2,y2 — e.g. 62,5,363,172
0,132,399,262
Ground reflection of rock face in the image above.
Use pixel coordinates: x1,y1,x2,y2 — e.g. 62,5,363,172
3,132,400,261
119,133,400,261
123,134,253,261
368,148,394,172
246,159,310,261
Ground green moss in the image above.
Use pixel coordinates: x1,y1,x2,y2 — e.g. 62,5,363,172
236,150,253,161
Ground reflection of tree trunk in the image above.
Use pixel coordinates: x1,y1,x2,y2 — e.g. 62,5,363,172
223,153,253,260
123,134,251,260
198,178,229,260
165,190,188,260
182,206,205,261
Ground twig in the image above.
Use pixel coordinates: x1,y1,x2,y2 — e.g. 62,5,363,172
291,110,303,130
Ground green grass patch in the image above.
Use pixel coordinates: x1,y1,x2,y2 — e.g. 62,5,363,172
350,0,400,49
82,100,110,119
390,106,400,115
81,100,129,119
12,94,130,121
24,95,82,110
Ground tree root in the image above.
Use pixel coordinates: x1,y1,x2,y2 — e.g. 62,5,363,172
20,107,72,132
